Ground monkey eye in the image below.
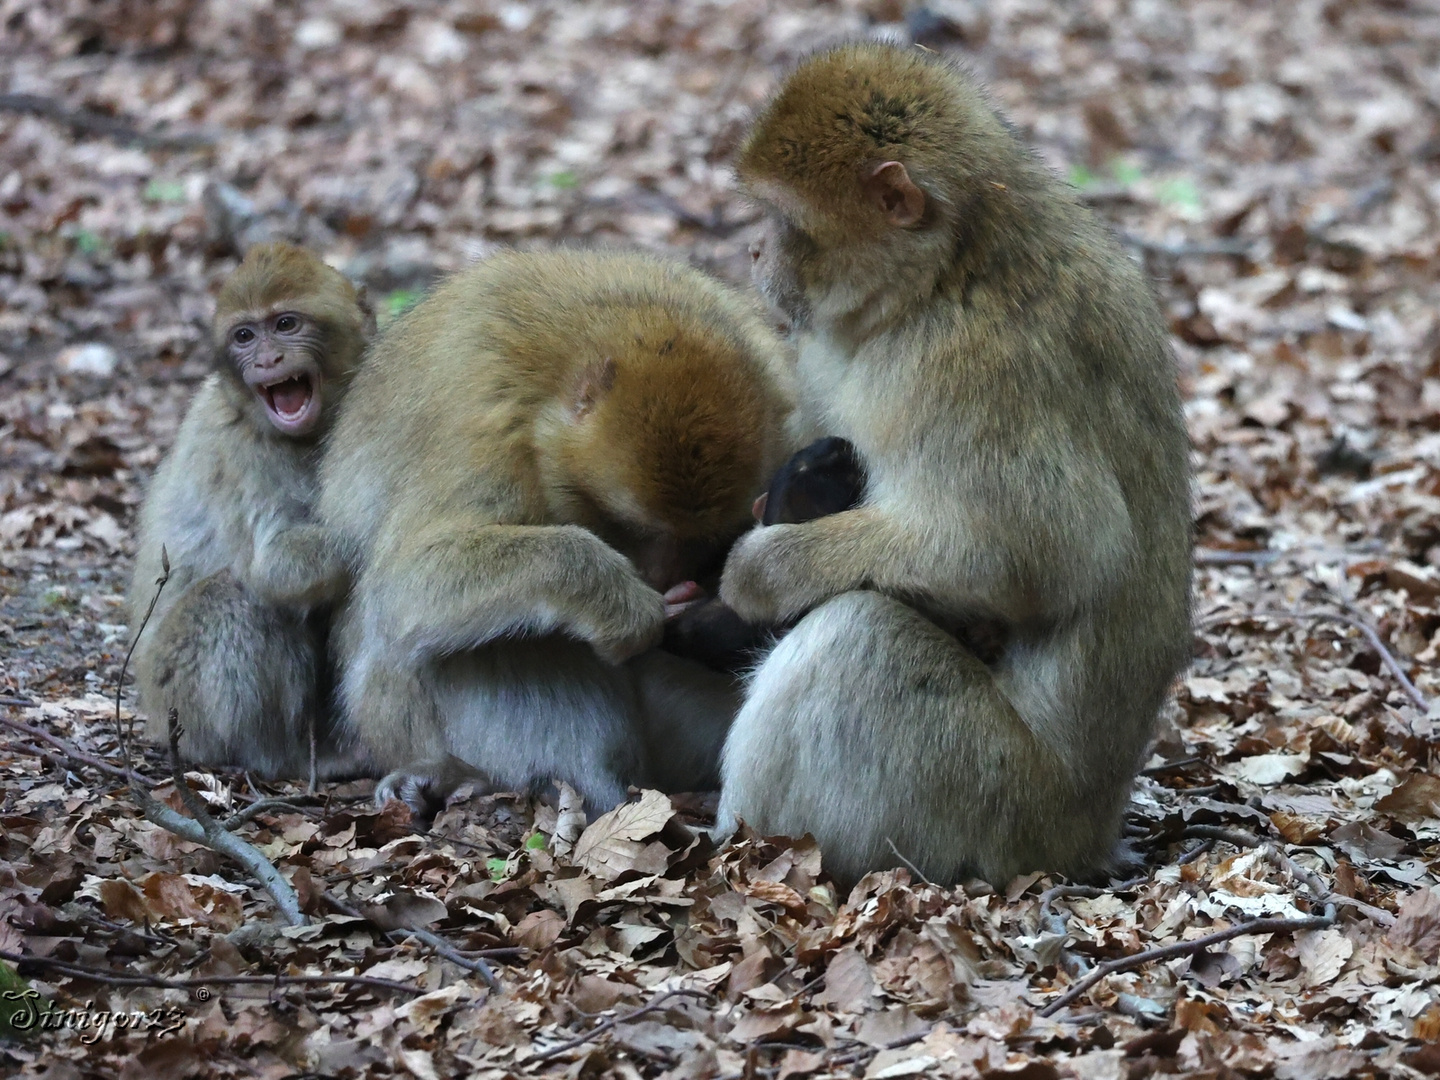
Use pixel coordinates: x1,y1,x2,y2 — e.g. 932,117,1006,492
274,314,299,333
233,326,255,344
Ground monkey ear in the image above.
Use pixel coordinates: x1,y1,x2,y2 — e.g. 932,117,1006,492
355,285,379,340
865,162,926,227
572,356,618,419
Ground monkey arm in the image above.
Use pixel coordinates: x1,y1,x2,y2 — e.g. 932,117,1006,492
250,523,350,609
720,508,921,624
371,518,664,664
720,456,1134,626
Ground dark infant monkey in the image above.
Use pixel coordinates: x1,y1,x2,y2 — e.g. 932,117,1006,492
663,437,866,673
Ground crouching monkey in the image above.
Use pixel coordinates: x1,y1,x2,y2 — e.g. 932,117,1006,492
128,243,372,777
318,250,796,814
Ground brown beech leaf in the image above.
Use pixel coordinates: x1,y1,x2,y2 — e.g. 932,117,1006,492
572,789,675,880
1375,774,1440,823
1389,887,1440,960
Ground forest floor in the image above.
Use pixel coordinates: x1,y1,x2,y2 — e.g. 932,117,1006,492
4,0,1440,1077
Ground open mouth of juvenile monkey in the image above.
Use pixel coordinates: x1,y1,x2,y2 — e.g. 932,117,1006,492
257,374,321,434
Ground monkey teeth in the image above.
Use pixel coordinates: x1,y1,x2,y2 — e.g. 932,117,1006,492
263,376,313,420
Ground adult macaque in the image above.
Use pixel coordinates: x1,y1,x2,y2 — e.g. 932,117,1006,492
128,243,373,777
663,436,866,673
318,250,795,814
714,44,1193,886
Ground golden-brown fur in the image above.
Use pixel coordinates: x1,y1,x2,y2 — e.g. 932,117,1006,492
715,43,1193,886
319,249,795,813
128,243,372,776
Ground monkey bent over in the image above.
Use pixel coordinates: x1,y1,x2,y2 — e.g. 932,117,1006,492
319,250,796,815
715,44,1193,886
128,243,373,777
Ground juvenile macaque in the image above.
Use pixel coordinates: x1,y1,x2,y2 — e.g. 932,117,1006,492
127,243,373,777
663,436,866,672
714,44,1193,886
318,250,795,814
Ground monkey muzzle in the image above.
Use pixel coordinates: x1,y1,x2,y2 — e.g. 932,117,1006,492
251,371,323,436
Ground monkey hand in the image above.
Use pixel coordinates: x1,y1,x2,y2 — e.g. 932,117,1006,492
719,524,809,624
252,524,350,609
376,755,495,816
572,558,666,664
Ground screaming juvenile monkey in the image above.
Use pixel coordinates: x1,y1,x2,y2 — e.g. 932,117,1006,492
128,243,373,777
714,43,1193,886
318,250,795,814
663,436,866,672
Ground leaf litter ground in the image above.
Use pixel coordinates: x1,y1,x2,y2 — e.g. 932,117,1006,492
3,0,1440,1077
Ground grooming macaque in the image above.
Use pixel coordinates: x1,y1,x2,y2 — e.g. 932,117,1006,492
128,243,373,776
318,250,795,813
663,436,866,673
714,44,1193,886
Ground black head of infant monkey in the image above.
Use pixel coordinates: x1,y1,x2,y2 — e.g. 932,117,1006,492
662,437,865,673
753,436,866,526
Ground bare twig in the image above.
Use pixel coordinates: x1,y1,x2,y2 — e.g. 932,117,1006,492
521,987,712,1065
1177,838,1215,866
0,715,131,779
1179,825,1394,925
0,92,212,150
1141,755,1201,775
112,558,305,926
1038,877,1147,920
221,797,303,831
151,709,306,926
1194,549,1279,566
1037,905,1336,1017
322,891,501,992
1199,608,1429,711
307,716,318,795
886,837,932,884
1,696,38,707
0,949,420,996
116,546,170,768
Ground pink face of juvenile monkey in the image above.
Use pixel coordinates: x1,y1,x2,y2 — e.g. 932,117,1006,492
224,309,329,437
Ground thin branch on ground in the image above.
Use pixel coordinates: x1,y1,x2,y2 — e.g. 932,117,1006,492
115,547,169,769
1177,838,1215,866
109,558,305,927
147,709,305,926
1038,877,1148,921
1179,825,1394,925
1,696,38,708
886,837,932,884
221,797,304,831
1194,549,1277,565
0,949,420,996
1038,876,1148,978
0,92,213,149
521,987,713,1065
1141,755,1202,775
0,716,131,779
322,891,502,992
1199,607,1429,711
1037,904,1336,1017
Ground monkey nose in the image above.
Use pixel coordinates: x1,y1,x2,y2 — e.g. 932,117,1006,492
748,242,763,262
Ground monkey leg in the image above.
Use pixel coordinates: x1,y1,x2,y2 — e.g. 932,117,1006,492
715,591,1106,887
361,637,646,817
629,649,742,792
135,571,327,778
